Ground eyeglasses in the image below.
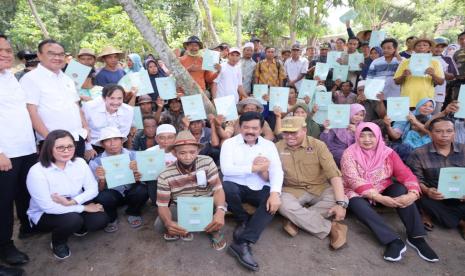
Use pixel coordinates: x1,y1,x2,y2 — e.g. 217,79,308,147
55,145,75,152
45,51,65,59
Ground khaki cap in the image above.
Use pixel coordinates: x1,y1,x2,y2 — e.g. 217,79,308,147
280,116,307,132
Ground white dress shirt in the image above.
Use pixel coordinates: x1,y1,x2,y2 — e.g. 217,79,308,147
284,57,309,89
26,158,98,224
220,134,283,193
0,70,36,158
20,63,85,141
82,98,134,149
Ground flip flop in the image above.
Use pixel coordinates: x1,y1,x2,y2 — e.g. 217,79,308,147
128,216,143,228
163,233,180,241
421,212,434,231
180,233,194,241
209,232,227,251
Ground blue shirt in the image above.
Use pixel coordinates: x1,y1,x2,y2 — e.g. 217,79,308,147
94,68,125,87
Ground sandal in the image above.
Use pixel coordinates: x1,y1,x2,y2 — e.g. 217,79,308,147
421,213,434,231
128,215,143,228
180,233,194,241
104,221,118,233
209,232,227,251
163,233,180,241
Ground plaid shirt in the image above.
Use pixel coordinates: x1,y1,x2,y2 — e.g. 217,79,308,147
407,142,465,188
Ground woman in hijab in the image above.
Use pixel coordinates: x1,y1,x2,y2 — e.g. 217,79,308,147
126,53,143,73
361,46,383,79
341,122,438,263
145,59,167,101
320,103,366,167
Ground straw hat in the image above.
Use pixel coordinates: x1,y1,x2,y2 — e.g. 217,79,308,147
77,48,96,58
236,97,264,113
95,127,127,146
167,130,204,152
413,37,435,48
97,46,123,62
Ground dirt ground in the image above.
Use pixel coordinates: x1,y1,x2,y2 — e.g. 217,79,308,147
10,205,465,276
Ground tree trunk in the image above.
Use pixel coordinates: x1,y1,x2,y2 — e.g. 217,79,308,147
27,0,50,39
193,0,203,38
116,0,216,114
235,0,242,47
289,0,298,45
199,0,220,47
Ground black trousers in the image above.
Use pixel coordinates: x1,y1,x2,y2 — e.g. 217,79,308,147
35,212,108,245
94,184,148,222
348,183,426,245
223,181,274,244
418,197,465,228
0,153,37,248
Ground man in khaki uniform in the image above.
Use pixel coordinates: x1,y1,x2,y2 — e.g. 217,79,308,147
275,116,348,250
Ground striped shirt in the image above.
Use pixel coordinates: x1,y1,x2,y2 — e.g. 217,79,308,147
156,155,221,207
366,56,402,98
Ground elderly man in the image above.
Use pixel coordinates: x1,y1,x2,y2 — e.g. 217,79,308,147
407,117,465,239
179,36,218,93
94,46,125,86
221,112,283,271
0,34,37,276
284,44,308,90
276,117,348,249
154,130,227,250
241,42,256,95
21,39,89,158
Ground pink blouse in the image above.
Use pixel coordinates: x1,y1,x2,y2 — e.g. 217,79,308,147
341,150,420,199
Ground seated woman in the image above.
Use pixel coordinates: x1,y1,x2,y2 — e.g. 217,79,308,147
89,127,148,232
341,122,438,263
274,103,321,139
320,103,365,167
27,130,108,260
403,114,432,149
83,84,134,159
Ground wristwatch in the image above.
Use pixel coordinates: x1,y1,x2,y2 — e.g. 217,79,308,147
216,205,228,212
336,200,349,209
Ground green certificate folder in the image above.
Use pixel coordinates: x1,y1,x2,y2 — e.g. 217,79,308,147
339,9,358,23
214,95,238,121
387,97,410,122
181,94,207,121
298,79,317,100
133,106,143,130
202,49,220,72
101,154,135,189
65,59,92,89
177,197,214,232
409,53,432,77
155,76,177,100
364,78,385,100
348,53,364,71
438,167,465,199
312,107,328,124
332,65,349,82
369,30,386,48
253,84,268,105
269,87,290,112
314,92,333,107
327,51,342,69
314,62,329,80
328,104,350,129
454,85,465,118
136,150,165,182
118,70,154,96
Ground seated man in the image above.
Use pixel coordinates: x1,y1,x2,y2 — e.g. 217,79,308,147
221,112,283,271
407,117,465,239
89,127,148,232
276,117,348,250
132,115,158,151
154,131,227,250
181,115,220,164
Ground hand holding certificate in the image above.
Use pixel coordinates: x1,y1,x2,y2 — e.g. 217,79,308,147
327,51,342,69
339,9,358,23
65,60,92,89
314,92,333,107
269,87,290,113
438,167,465,199
387,97,410,121
118,70,154,95
364,79,385,100
253,84,268,105
177,197,214,232
202,49,220,71
214,95,239,121
314,62,329,80
348,53,364,71
181,94,207,121
298,79,317,100
155,76,177,100
136,150,165,182
328,104,350,129
369,30,386,48
409,53,432,77
332,65,349,82
101,154,135,189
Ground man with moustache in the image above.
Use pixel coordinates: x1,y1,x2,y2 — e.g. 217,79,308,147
221,112,283,271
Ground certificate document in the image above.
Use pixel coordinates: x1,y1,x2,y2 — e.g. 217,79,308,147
269,87,290,112
253,84,268,105
328,104,350,129
327,51,342,69
177,197,214,232
155,76,177,100
438,167,465,199
101,154,135,189
136,150,165,182
65,59,92,89
314,62,329,80
181,94,207,121
409,53,432,77
387,97,410,121
348,53,364,71
364,78,386,100
214,95,239,121
202,49,220,72
454,85,465,118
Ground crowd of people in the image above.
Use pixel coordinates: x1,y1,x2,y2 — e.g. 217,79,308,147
1,23,465,275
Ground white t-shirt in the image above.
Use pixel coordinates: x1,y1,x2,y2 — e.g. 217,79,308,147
285,57,308,89
214,62,243,103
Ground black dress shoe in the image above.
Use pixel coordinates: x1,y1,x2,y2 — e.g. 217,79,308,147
0,265,24,276
233,222,247,242
0,244,29,265
228,242,259,271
